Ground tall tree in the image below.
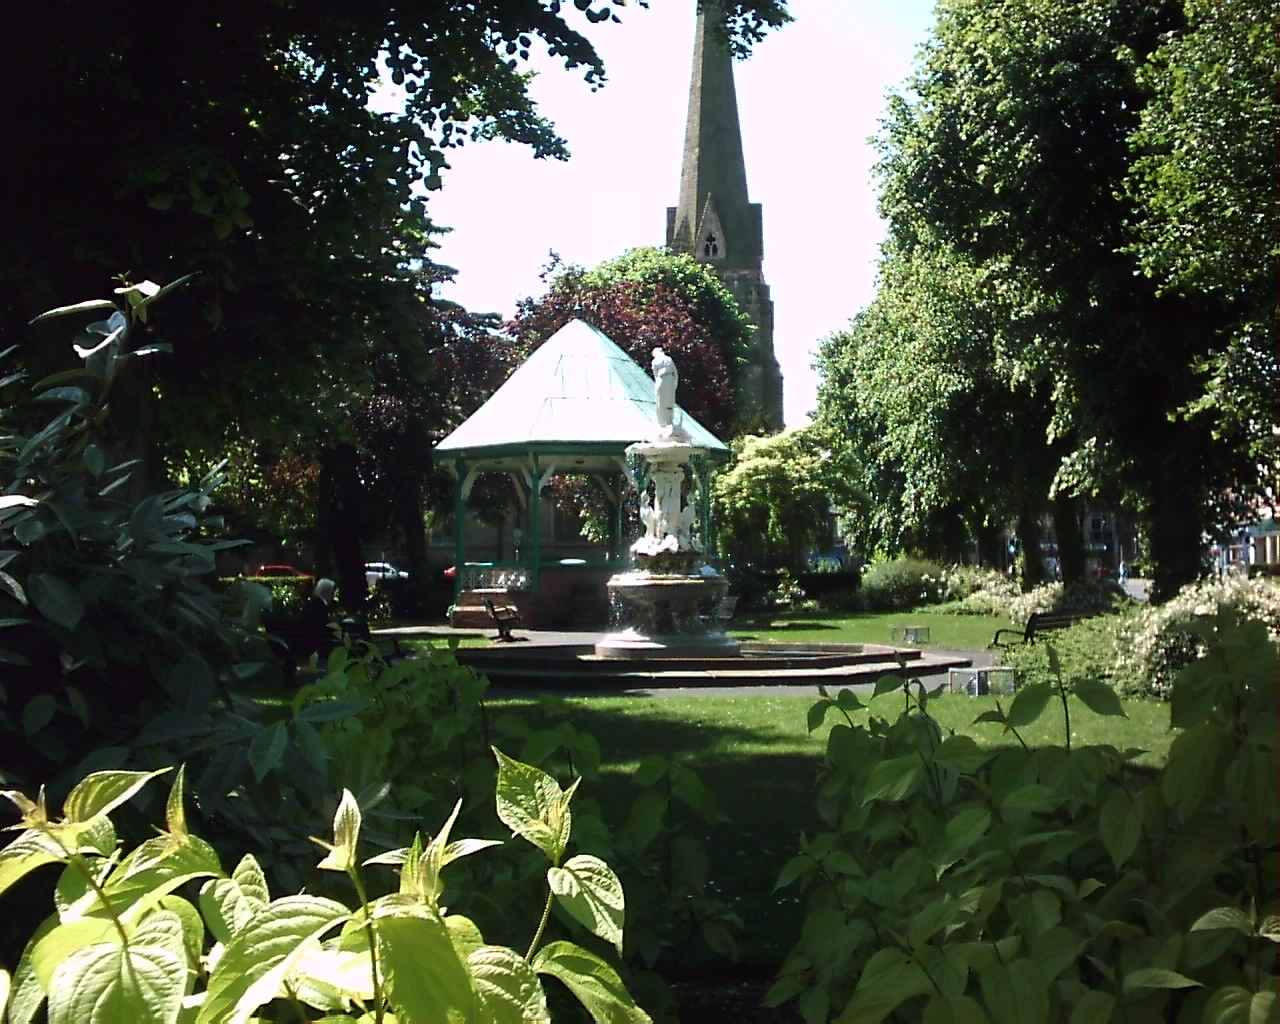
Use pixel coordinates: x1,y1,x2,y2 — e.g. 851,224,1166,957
873,0,1262,600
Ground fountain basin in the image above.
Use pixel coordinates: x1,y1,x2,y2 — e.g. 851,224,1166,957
595,570,739,659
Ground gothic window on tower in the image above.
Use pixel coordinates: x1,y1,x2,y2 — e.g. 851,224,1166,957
702,233,720,259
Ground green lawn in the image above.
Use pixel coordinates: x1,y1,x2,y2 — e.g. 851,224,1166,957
730,608,1016,649
485,688,1174,965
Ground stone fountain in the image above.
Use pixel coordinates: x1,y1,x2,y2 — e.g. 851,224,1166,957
594,348,740,659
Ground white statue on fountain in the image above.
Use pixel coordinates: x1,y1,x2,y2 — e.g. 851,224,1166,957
630,347,700,563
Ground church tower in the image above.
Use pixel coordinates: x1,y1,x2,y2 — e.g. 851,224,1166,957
667,4,784,432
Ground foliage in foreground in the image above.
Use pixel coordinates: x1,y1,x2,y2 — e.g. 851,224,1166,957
0,752,651,1024
769,615,1278,1023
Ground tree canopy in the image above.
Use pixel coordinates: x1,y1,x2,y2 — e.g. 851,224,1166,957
819,0,1276,599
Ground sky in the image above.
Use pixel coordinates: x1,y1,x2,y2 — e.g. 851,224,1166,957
414,0,938,428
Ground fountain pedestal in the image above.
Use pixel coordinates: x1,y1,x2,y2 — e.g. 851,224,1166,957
594,351,740,661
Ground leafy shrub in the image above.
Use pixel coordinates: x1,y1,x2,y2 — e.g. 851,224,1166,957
933,565,1020,616
1000,611,1133,694
770,614,1279,1024
858,557,947,612
1108,575,1280,699
1005,577,1126,626
239,574,313,613
0,753,654,1023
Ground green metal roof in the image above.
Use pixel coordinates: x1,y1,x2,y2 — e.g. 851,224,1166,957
435,319,728,462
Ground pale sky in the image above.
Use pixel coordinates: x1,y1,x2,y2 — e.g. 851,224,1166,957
415,0,937,427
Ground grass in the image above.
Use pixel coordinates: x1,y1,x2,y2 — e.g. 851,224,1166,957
485,686,1174,965
730,607,1016,649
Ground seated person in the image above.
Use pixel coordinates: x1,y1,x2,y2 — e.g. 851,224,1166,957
293,577,339,665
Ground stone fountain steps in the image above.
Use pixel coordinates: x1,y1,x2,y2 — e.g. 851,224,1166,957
453,642,971,691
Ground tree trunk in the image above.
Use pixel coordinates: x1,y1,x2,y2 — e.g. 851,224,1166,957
1052,493,1086,584
1145,462,1206,604
1016,504,1045,591
317,443,369,612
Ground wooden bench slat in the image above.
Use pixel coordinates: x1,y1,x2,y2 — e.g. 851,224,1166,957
989,610,1095,649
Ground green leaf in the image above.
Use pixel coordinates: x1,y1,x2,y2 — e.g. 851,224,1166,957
548,854,625,955
231,854,269,907
28,573,85,631
1122,967,1201,993
618,789,667,855
863,755,924,803
32,918,117,992
807,698,835,732
1005,683,1053,728
1098,789,1141,871
1191,906,1254,936
48,911,187,1024
937,806,991,868
0,828,68,899
1203,987,1275,1024
62,767,171,824
21,694,56,735
493,747,569,862
922,993,989,1024
872,673,906,698
835,947,932,1024
315,788,362,872
197,895,349,1024
532,940,652,1024
980,959,1048,1024
247,721,287,781
29,299,118,323
1072,678,1126,717
468,945,549,1024
1068,990,1115,1024
376,911,478,1024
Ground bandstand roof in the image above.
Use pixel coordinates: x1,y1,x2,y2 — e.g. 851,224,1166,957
434,319,728,473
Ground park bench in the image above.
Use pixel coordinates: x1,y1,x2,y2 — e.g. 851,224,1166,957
713,595,738,629
989,610,1095,650
484,598,523,642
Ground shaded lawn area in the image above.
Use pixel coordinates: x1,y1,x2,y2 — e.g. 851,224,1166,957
730,608,1017,649
485,690,1174,965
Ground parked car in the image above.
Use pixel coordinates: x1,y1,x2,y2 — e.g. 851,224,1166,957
365,562,409,587
252,563,312,578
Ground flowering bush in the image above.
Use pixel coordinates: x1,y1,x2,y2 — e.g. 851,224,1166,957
933,565,1020,615
1005,578,1125,626
1110,575,1280,698
858,557,947,611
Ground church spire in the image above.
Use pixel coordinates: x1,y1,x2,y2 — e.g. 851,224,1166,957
666,4,757,269
666,3,784,430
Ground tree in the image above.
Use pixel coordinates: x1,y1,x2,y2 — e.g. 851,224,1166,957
2,1,790,491
712,428,857,571
507,248,760,439
871,0,1264,600
1125,0,1280,492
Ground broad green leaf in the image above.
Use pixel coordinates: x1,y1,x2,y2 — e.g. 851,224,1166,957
28,573,85,631
315,788,362,872
937,806,991,868
8,916,53,1024
493,748,569,862
1072,678,1126,717
197,895,349,1024
532,940,652,1024
103,836,223,921
548,854,625,955
0,828,67,899
1098,789,1141,871
1005,683,1053,728
980,958,1048,1024
157,895,205,970
21,695,56,735
231,854,269,907
1122,967,1201,993
1203,986,1278,1024
807,698,835,732
921,993,988,1024
0,967,8,1020
29,299,118,323
62,767,171,824
1068,989,1115,1024
1190,906,1254,935
835,687,865,711
872,673,905,698
862,755,924,803
669,763,723,821
32,917,118,991
618,789,667,854
376,911,478,1023
48,911,186,1024
835,947,932,1024
247,722,288,781
469,945,548,1024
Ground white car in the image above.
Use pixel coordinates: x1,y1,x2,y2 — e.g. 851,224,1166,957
364,562,409,587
